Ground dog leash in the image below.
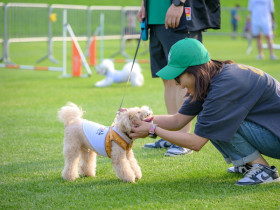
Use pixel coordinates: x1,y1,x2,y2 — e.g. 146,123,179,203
118,20,146,111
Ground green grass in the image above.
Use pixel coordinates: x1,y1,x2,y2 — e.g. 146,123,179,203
1,36,280,209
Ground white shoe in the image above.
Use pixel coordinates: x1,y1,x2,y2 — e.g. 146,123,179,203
256,54,264,60
246,46,252,55
227,164,252,174
143,139,171,149
235,164,280,186
164,145,193,156
270,55,278,60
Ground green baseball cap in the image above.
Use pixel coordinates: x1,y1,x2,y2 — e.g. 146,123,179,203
156,38,210,80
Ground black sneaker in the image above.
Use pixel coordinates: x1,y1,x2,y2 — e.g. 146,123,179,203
144,139,172,149
235,164,280,186
227,164,252,174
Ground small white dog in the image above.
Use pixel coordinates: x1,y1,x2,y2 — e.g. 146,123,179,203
58,102,152,182
95,59,144,87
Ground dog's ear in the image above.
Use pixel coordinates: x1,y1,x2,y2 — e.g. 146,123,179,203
95,59,113,75
95,64,106,75
140,106,153,118
115,106,152,135
116,110,133,134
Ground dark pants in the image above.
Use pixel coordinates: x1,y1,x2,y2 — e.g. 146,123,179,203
149,25,202,78
210,121,280,166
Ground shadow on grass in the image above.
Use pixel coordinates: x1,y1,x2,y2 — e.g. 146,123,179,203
1,162,279,209
1,147,280,209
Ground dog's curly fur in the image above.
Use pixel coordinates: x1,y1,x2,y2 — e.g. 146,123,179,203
95,59,144,87
58,102,152,182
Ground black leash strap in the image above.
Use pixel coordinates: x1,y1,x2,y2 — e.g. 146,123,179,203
118,30,143,111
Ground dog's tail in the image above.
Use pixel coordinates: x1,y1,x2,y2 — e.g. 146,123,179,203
58,102,84,126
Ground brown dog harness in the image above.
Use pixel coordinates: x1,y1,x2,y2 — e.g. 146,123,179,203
105,127,133,158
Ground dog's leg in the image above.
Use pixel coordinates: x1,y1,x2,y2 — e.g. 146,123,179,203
111,143,136,183
62,139,80,181
130,73,144,87
127,149,142,180
79,147,97,177
95,77,114,87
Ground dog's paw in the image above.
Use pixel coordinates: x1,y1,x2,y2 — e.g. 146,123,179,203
62,174,79,181
95,78,114,87
135,171,142,180
62,168,80,181
95,80,110,87
122,176,136,183
119,173,136,183
79,170,96,177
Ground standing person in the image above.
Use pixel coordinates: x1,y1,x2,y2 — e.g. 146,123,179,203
243,15,253,54
137,0,220,156
248,0,278,60
129,38,280,186
231,4,240,39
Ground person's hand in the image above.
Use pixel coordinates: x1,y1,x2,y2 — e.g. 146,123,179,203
129,120,151,140
137,1,145,22
165,4,184,29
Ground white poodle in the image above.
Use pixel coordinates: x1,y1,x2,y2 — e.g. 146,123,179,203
95,59,144,87
58,102,152,182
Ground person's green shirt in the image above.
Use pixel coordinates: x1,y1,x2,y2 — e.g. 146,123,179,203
148,0,171,24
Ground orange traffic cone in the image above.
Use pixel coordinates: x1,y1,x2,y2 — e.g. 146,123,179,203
89,36,97,66
72,40,82,77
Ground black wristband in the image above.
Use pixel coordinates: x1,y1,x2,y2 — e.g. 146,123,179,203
148,124,158,138
172,0,185,7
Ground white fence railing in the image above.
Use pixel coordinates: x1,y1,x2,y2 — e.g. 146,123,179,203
0,3,249,64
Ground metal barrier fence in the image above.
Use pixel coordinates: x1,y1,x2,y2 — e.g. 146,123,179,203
0,3,249,65
0,3,4,59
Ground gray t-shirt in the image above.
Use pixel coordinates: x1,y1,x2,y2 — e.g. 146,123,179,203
179,64,280,142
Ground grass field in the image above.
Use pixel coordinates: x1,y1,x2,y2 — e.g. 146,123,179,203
1,35,280,209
